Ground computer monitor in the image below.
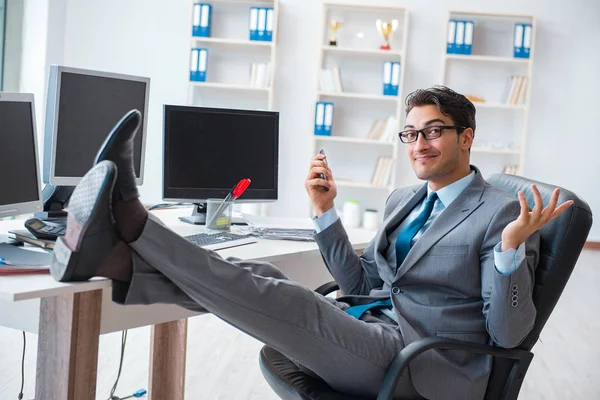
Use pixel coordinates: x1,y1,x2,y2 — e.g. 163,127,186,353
0,93,43,242
40,65,150,219
163,105,279,224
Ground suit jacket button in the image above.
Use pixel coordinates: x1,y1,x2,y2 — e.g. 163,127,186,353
392,287,401,295
512,285,518,291
512,301,518,307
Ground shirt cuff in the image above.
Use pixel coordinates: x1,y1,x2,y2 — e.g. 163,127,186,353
313,208,339,233
494,241,526,275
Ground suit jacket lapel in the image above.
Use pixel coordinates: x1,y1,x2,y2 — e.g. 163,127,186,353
372,185,427,271
395,171,487,280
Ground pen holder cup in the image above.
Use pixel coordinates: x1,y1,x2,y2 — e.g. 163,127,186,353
206,198,234,233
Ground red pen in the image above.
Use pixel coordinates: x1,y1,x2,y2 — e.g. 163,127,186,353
206,178,252,227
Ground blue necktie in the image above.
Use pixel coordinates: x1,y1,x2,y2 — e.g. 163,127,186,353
395,192,438,268
345,192,438,320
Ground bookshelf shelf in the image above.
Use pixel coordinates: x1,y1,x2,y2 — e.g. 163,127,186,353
445,54,530,64
336,180,393,190
471,147,520,155
473,102,526,110
322,46,403,59
314,135,395,146
189,81,270,91
441,10,535,176
317,91,400,102
191,37,274,48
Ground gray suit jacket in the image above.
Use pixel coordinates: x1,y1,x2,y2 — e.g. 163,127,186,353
314,168,539,400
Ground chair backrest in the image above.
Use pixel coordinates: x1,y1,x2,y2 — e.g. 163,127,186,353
484,174,593,399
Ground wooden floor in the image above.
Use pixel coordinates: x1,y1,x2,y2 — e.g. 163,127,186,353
0,250,598,400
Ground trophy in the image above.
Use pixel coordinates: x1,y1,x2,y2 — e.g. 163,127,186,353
376,19,399,50
328,20,342,46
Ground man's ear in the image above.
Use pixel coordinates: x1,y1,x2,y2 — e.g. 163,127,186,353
461,128,474,150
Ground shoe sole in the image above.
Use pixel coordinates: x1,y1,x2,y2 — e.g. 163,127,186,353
94,109,141,202
51,161,118,282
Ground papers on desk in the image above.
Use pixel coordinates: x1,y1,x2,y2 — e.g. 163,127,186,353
238,214,316,241
0,243,51,275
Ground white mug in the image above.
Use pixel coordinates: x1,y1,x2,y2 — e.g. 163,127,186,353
363,209,380,230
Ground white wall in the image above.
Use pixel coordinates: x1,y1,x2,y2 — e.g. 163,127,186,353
20,0,600,238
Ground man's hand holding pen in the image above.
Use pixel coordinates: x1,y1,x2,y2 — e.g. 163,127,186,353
305,151,337,217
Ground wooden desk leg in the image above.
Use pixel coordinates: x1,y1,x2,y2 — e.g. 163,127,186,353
149,318,188,400
35,289,103,400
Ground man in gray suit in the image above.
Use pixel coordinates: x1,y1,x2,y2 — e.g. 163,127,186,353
52,86,571,399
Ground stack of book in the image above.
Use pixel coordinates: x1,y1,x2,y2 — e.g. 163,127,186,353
318,67,343,93
501,76,528,105
371,156,394,187
250,62,272,88
366,117,397,142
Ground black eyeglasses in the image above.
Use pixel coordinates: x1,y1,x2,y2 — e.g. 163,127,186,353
398,125,466,144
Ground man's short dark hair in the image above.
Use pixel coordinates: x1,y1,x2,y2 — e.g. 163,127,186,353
405,85,476,136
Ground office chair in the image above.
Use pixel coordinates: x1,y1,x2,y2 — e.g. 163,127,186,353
259,174,593,400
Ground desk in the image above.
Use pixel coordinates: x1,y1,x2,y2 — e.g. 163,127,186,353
0,208,375,400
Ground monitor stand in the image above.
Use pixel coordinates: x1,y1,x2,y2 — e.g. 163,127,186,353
34,185,74,222
179,203,207,225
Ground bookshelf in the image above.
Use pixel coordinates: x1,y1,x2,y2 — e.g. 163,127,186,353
187,0,279,110
310,2,409,223
441,11,535,176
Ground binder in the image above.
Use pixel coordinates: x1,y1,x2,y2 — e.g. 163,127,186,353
190,48,200,81
192,3,211,37
514,24,524,58
390,62,400,96
198,48,208,82
523,24,532,58
382,61,392,96
447,20,457,54
265,8,274,42
323,103,334,135
314,102,325,135
455,20,465,54
192,3,201,36
464,20,474,55
249,8,259,41
257,8,267,41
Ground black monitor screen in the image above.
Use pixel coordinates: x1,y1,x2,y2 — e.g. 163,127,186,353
0,101,39,206
164,106,279,201
53,72,147,178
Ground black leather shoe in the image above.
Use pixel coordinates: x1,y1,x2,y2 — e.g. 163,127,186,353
94,109,141,202
51,161,119,282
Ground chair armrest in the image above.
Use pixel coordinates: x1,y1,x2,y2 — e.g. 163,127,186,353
377,336,533,400
314,281,339,296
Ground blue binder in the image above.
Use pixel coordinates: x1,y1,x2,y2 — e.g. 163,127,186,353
464,20,474,55
265,8,274,42
522,24,532,59
382,62,392,96
257,8,267,41
447,20,456,54
390,62,400,96
249,7,259,41
314,102,334,136
190,48,200,81
455,20,465,54
192,3,211,37
513,24,524,58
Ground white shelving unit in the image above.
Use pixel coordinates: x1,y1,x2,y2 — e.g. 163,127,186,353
187,0,279,110
441,10,535,176
311,2,409,220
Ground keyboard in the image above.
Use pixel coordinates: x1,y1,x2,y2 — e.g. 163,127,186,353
184,232,257,251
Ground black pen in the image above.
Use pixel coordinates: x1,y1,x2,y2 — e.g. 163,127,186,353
318,149,329,192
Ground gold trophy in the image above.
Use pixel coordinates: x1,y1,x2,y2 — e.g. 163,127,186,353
376,19,399,50
328,20,342,46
